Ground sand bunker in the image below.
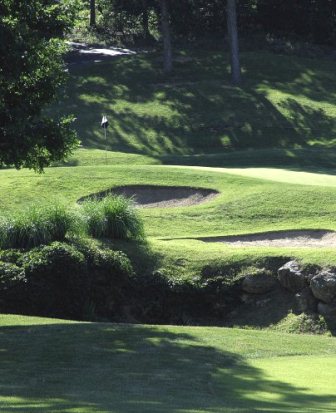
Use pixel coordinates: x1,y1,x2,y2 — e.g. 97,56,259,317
199,230,336,248
78,185,219,208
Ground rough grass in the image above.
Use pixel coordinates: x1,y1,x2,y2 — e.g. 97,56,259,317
0,204,79,249
52,148,158,167
0,314,335,413
82,195,144,240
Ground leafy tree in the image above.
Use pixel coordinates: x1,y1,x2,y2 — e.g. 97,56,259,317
0,0,79,171
99,0,157,39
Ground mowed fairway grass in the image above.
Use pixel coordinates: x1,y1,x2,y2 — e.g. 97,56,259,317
0,314,336,413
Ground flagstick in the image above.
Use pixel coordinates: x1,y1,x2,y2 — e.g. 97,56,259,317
101,115,109,166
104,126,107,165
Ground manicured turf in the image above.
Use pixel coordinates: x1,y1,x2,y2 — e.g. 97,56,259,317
0,314,335,413
1,163,336,240
166,165,336,187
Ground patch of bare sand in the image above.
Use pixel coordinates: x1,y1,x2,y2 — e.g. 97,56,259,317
199,230,336,248
78,185,219,208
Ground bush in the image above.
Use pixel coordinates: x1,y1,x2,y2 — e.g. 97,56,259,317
0,261,27,314
87,246,134,277
83,244,134,320
82,195,144,240
0,249,24,266
23,242,89,318
0,261,25,291
0,204,81,249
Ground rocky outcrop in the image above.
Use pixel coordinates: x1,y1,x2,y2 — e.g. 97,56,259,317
295,288,317,314
317,301,336,318
237,261,336,323
277,261,307,292
242,273,278,294
310,271,336,303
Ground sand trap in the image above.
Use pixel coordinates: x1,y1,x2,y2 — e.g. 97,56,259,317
78,185,219,208
198,230,336,248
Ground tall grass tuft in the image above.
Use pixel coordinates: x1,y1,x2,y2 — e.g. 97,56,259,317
82,195,144,240
0,204,80,249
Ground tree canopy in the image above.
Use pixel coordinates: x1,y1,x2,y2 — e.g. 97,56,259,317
0,0,79,171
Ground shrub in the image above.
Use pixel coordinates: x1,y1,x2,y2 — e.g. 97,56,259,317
0,249,24,266
0,204,80,249
88,246,134,277
83,244,134,320
82,195,144,240
0,261,27,314
23,242,89,318
0,261,25,291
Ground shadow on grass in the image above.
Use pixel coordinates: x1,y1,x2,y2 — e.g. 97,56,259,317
54,50,336,172
0,322,335,412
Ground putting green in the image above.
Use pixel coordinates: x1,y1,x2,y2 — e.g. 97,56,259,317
163,165,336,187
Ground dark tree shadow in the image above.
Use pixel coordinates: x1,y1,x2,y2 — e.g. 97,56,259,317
0,322,336,412
55,49,336,173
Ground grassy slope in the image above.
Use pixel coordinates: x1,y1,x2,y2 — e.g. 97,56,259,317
2,165,336,240
54,50,336,169
0,314,335,413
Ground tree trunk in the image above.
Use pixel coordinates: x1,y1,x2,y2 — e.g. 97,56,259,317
90,0,96,27
160,0,173,74
226,0,241,84
142,0,150,39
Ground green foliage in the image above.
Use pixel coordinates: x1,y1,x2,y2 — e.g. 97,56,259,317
84,244,134,320
0,204,79,249
0,262,25,291
0,240,136,320
23,242,88,318
0,249,24,266
82,195,145,240
87,246,134,277
271,313,329,335
0,0,80,171
73,1,336,45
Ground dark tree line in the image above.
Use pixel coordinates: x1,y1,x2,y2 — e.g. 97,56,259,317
89,0,336,46
87,0,242,82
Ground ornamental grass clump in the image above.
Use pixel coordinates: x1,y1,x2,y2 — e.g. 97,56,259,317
82,195,144,240
0,204,80,249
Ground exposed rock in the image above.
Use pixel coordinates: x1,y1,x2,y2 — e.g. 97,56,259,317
240,293,256,304
295,288,317,314
277,261,307,292
256,298,271,307
317,301,336,318
310,271,336,303
242,274,278,294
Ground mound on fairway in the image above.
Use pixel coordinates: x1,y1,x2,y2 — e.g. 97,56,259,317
199,230,336,248
78,185,219,208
